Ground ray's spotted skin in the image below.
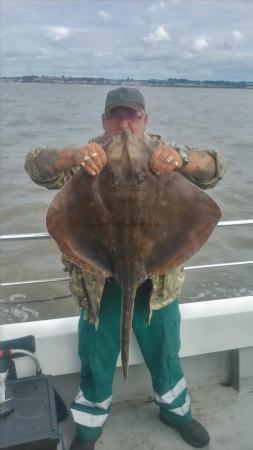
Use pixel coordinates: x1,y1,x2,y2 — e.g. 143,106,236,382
46,131,221,378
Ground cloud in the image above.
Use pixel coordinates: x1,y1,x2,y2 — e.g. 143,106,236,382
232,30,243,42
192,38,209,51
144,26,171,44
1,0,253,80
184,51,195,60
223,30,244,49
149,1,166,13
98,10,112,22
47,26,70,42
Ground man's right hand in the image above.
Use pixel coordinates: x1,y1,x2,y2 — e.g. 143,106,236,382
75,143,107,176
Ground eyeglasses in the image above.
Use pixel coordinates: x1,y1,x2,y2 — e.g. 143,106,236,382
106,109,144,121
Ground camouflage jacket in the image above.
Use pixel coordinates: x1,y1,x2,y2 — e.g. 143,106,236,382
25,133,226,325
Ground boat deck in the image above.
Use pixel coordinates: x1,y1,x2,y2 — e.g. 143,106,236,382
59,383,253,450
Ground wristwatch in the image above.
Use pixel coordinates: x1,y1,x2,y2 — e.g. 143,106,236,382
175,145,189,169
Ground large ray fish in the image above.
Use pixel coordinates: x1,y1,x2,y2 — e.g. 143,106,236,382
46,131,221,378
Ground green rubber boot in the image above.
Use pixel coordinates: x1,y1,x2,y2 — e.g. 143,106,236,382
70,437,96,450
160,416,210,448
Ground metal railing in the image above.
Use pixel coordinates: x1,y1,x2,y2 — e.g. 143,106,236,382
0,219,253,288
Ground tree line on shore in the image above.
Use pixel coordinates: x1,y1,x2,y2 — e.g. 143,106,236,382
1,75,252,89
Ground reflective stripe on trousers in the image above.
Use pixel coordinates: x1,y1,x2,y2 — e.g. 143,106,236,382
154,376,191,416
70,390,112,427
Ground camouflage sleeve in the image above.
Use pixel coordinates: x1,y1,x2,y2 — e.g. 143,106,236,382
169,142,227,190
149,135,227,190
185,149,227,190
24,147,75,190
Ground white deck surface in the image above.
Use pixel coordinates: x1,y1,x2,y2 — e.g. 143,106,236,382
60,383,253,450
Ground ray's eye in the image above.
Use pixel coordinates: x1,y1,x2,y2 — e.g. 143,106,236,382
136,171,146,184
107,170,116,186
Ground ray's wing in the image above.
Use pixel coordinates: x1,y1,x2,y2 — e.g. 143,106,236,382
142,172,221,274
46,170,113,278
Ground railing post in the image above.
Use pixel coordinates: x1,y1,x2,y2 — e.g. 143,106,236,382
231,348,253,393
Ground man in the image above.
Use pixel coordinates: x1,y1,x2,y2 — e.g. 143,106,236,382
25,87,226,450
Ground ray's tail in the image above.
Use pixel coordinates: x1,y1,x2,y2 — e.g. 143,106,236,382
120,279,137,379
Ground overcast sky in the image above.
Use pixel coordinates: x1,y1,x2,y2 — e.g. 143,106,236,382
1,0,253,81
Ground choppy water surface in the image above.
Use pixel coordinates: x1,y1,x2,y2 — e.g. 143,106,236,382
0,83,252,324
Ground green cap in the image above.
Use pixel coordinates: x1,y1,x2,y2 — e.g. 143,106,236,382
105,87,145,114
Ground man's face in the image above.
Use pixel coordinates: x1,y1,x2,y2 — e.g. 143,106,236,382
102,106,148,139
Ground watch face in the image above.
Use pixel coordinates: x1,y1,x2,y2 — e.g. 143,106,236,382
179,148,189,164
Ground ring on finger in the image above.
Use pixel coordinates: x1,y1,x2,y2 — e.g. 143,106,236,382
91,152,98,158
165,156,175,164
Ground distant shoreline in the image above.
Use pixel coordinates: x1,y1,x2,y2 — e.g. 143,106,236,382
1,76,253,89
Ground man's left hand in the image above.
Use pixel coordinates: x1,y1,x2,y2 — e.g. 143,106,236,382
149,145,183,175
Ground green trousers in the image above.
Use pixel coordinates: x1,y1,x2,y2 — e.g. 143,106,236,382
70,278,192,443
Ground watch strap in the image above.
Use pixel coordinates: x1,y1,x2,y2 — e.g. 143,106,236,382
175,145,189,168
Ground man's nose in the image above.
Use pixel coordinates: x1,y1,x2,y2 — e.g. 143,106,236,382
118,117,130,129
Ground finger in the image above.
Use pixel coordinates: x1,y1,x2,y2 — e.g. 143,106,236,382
149,161,168,174
81,158,100,175
86,158,101,174
81,162,97,176
161,154,179,170
149,160,164,173
158,165,173,174
150,167,161,176
85,166,97,176
150,157,177,174
89,152,104,171
149,146,165,165
93,144,107,166
81,144,107,167
149,155,171,173
150,149,175,170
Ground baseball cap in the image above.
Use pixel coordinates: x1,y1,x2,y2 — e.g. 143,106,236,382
105,87,145,114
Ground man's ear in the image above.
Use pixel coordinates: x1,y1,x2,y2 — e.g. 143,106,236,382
102,113,106,130
143,112,148,128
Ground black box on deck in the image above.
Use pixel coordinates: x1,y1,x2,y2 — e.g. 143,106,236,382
0,375,59,450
